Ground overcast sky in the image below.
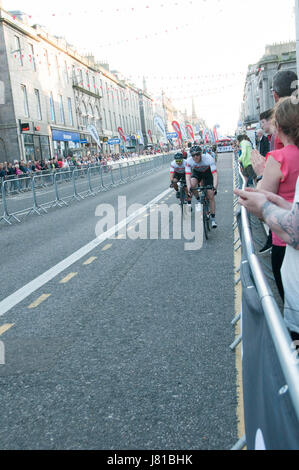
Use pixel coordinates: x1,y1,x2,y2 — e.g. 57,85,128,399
3,0,296,134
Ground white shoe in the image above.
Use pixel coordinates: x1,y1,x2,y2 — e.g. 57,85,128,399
211,218,217,229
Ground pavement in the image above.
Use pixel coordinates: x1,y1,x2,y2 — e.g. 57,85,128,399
0,152,238,450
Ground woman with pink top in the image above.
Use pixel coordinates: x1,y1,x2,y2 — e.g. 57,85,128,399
256,97,299,300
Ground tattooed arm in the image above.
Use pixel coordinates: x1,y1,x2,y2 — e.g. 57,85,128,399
234,188,299,250
262,201,299,250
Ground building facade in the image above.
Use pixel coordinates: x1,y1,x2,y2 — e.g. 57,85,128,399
241,42,297,128
0,7,158,162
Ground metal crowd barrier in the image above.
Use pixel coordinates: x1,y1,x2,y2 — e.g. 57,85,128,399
231,152,299,450
0,153,174,226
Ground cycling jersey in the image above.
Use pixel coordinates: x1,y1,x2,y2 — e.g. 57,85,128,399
185,153,217,175
170,160,186,175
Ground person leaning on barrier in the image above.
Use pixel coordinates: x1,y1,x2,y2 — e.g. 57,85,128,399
234,182,299,345
237,134,256,187
250,97,299,302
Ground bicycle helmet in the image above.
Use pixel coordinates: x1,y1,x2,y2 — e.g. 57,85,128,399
174,152,184,161
190,146,202,156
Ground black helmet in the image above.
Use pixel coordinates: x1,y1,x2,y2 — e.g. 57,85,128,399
174,152,184,161
190,146,202,156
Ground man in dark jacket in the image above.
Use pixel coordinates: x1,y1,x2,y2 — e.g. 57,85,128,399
256,129,270,157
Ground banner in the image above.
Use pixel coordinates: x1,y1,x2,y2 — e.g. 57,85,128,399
172,121,183,146
237,213,299,450
186,124,194,141
154,114,168,143
118,127,127,144
148,129,153,144
180,123,188,141
137,130,144,146
213,127,219,143
87,125,101,149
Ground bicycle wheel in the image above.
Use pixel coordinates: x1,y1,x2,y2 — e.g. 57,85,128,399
203,200,210,240
180,186,185,215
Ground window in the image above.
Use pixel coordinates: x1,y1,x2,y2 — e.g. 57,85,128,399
56,56,60,81
92,76,96,92
44,49,51,74
49,92,56,123
64,62,69,85
21,85,29,117
67,98,74,126
86,71,90,89
29,44,36,71
14,36,23,66
103,109,107,129
59,95,65,124
35,89,42,120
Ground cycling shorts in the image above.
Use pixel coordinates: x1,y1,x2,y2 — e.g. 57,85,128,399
191,168,213,187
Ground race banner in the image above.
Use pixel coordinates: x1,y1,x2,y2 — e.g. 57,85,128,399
213,126,219,142
180,123,188,141
237,212,299,450
154,114,168,143
87,124,102,149
118,127,127,144
137,130,144,146
186,124,194,141
172,121,183,146
148,129,153,144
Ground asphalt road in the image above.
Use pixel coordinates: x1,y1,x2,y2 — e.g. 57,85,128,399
0,152,237,450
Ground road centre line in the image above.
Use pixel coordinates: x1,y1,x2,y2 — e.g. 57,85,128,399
60,273,78,284
0,188,172,317
83,257,98,265
28,294,51,309
0,324,14,336
101,244,112,252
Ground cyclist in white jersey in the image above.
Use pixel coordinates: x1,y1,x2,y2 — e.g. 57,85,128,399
185,146,218,228
170,152,188,199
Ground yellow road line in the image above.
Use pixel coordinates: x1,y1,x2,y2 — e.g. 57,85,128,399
83,257,97,266
115,234,126,239
101,243,112,251
28,294,51,309
60,272,78,284
0,324,14,336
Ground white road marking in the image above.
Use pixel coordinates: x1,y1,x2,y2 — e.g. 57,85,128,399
0,188,172,317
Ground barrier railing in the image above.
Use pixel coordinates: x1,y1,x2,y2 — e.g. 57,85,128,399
231,152,299,450
0,153,174,226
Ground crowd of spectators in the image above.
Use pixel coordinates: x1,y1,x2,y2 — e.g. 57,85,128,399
234,69,299,344
0,148,163,183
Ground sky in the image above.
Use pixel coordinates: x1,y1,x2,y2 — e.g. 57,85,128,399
3,0,297,135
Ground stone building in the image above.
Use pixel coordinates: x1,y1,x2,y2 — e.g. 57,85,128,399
241,42,297,128
0,7,157,162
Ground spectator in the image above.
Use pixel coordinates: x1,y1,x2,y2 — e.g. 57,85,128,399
256,129,270,157
234,183,299,344
237,134,256,187
256,97,299,301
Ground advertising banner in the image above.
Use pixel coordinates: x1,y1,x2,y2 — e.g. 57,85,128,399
87,125,102,149
118,127,127,144
172,121,183,146
148,129,153,144
186,124,194,141
154,114,168,143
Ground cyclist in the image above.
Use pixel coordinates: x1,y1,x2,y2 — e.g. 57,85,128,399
170,152,188,200
185,145,218,228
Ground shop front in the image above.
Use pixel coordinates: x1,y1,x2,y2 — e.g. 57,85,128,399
52,129,80,159
23,134,51,162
